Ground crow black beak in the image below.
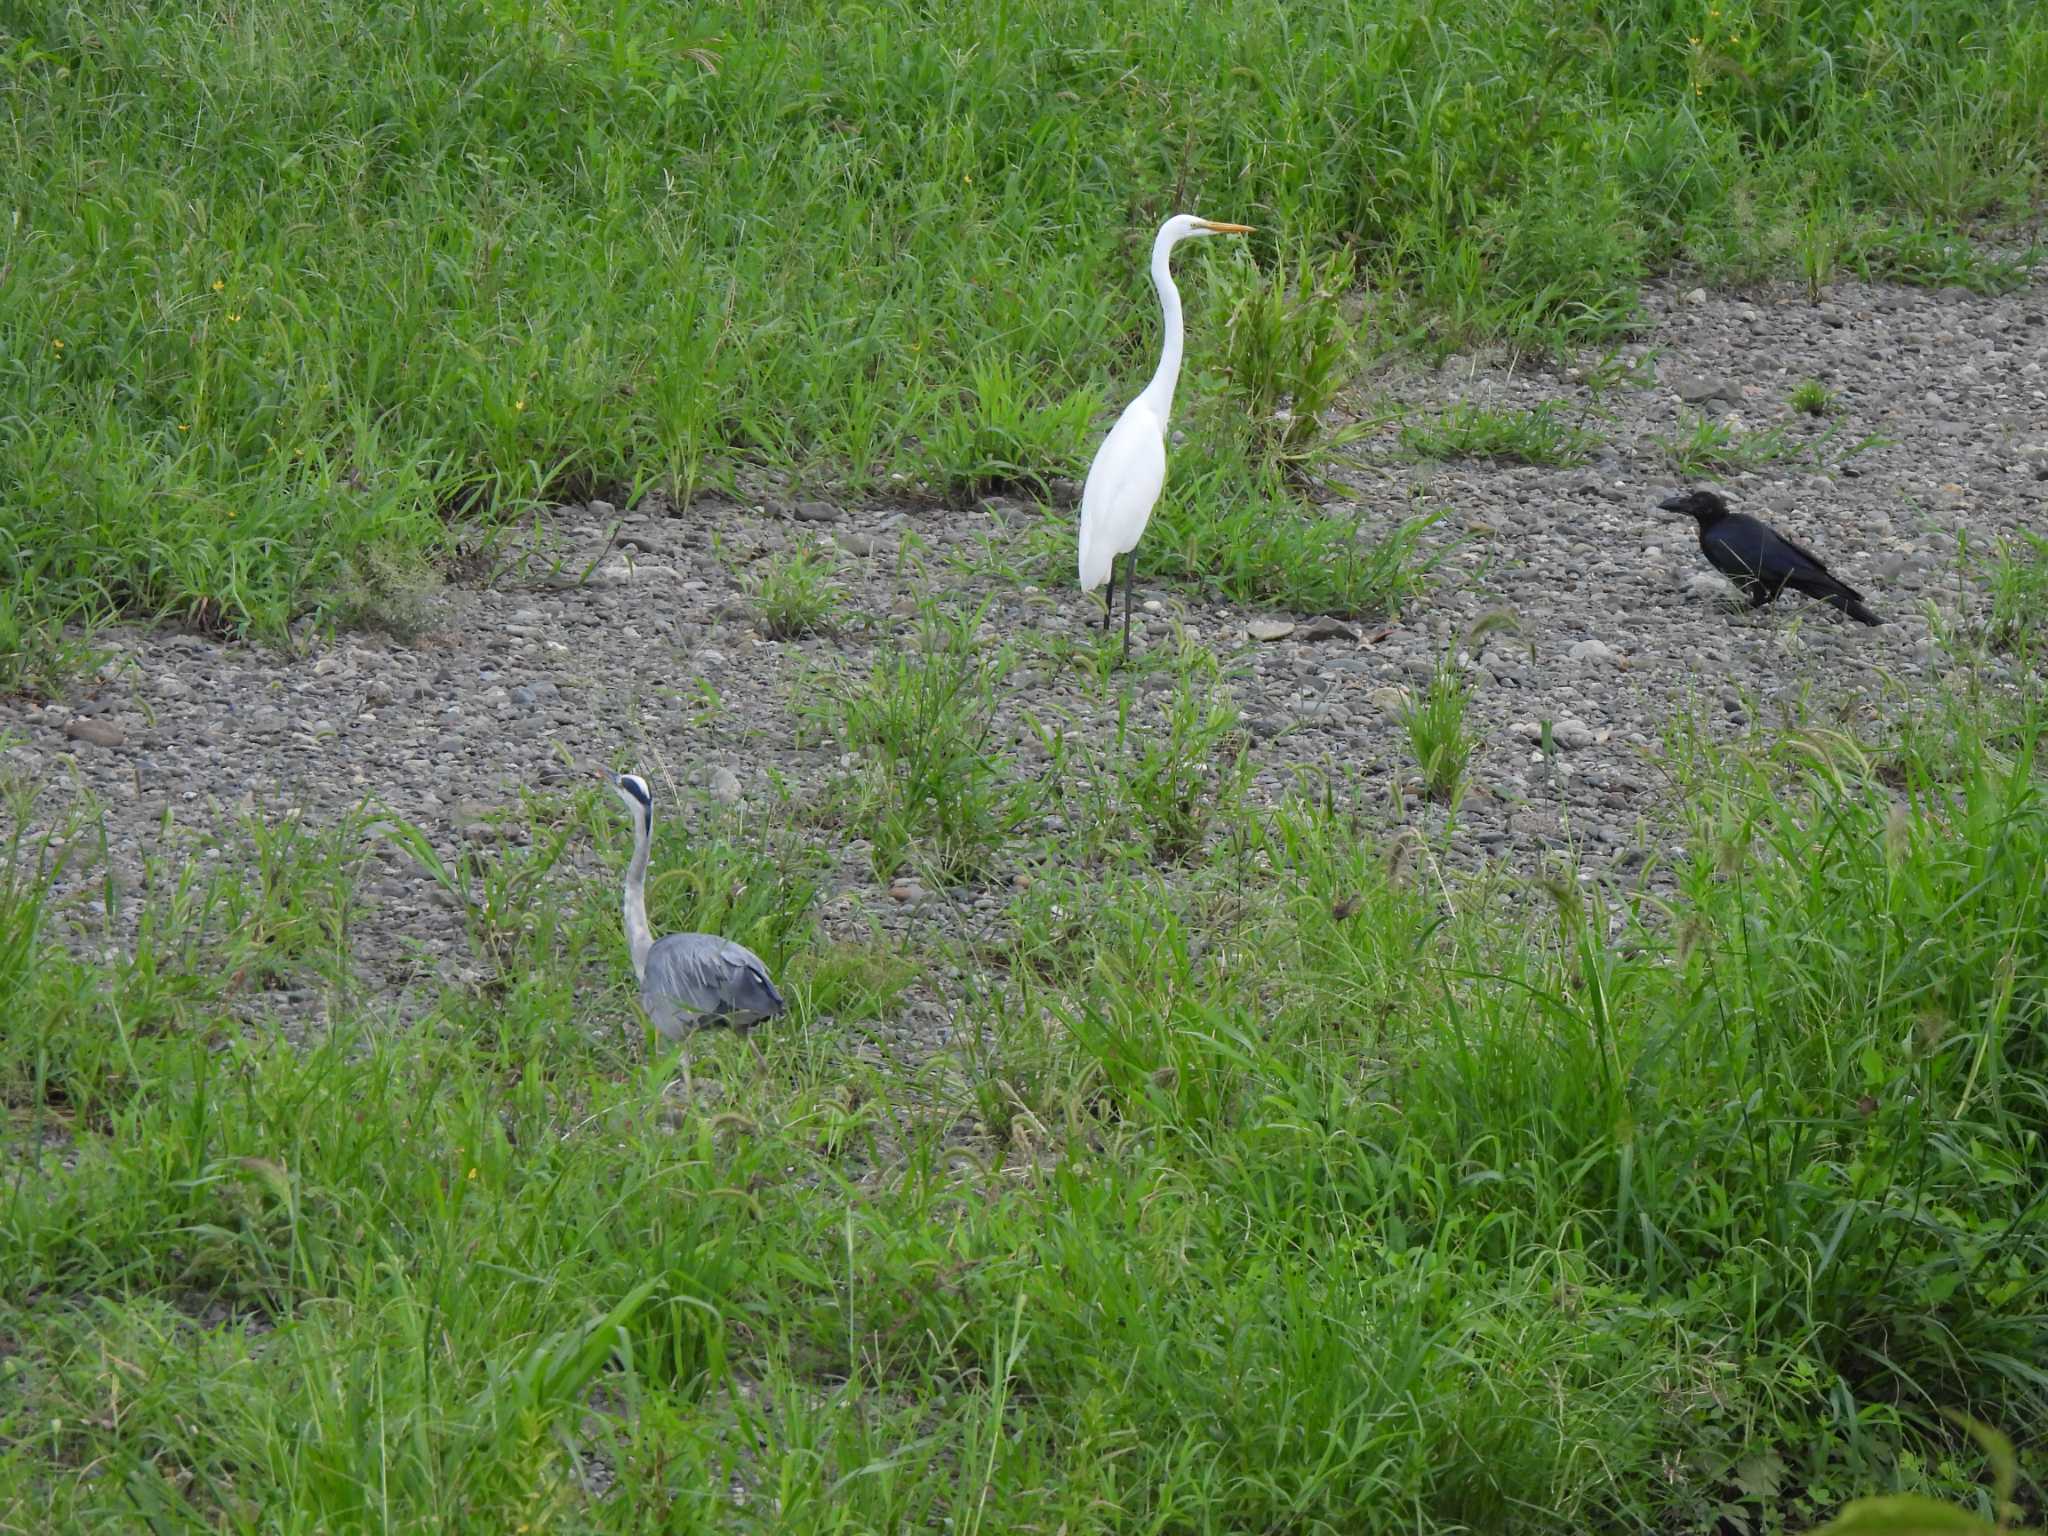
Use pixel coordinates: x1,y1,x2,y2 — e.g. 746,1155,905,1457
1656,492,1690,513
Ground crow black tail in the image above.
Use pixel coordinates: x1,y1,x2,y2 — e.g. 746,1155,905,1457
1793,573,1882,626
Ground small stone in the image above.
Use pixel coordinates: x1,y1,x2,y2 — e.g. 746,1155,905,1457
1369,686,1410,720
834,532,880,557
1568,639,1620,665
154,676,192,701
588,499,617,519
1246,619,1296,642
1298,616,1357,643
452,801,509,841
888,878,925,905
1685,572,1735,600
1551,717,1597,750
709,767,743,806
1674,373,1737,405
793,500,840,524
1684,287,1708,305
64,718,125,749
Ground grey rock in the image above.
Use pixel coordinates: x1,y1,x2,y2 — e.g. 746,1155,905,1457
1551,717,1597,750
1673,374,1738,405
64,718,125,749
1299,616,1358,643
709,766,744,806
794,500,841,524
1684,572,1735,600
1568,639,1620,665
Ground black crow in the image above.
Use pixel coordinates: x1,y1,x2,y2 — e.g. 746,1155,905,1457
1660,488,1882,626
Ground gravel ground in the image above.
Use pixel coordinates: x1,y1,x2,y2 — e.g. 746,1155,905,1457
6,273,2043,1062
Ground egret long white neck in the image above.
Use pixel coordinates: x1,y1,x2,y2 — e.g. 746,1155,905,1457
622,802,654,981
1138,227,1187,422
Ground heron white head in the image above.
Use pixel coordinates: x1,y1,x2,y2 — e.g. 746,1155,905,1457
603,770,653,823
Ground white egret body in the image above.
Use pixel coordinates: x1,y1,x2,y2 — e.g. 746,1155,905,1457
1078,213,1253,659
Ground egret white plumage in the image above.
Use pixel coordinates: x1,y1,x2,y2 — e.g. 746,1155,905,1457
1078,213,1253,661
600,770,786,1047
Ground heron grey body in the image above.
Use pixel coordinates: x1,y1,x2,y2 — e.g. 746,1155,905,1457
607,771,786,1041
639,933,785,1038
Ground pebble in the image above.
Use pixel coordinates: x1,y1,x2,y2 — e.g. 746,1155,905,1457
64,718,125,749
1298,616,1358,643
709,767,744,806
1673,373,1738,405
1551,718,1597,750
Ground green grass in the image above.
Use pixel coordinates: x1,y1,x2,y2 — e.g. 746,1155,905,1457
4,0,2045,652
1986,532,2048,655
6,678,2047,1530
1790,377,1836,416
802,598,1036,882
1400,400,1605,467
1660,410,1800,474
1400,658,1476,803
747,545,843,641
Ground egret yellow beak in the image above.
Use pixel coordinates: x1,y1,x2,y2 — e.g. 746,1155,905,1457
1194,220,1255,234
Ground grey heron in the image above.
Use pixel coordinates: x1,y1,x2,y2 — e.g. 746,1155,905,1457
600,770,787,1046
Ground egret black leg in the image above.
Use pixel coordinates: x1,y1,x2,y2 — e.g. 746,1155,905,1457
1122,553,1135,662
1101,555,1116,634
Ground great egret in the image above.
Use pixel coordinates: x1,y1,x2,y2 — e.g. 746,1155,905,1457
1077,213,1253,661
600,770,787,1047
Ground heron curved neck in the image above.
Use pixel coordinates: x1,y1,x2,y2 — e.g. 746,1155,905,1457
1138,229,1187,422
622,804,654,981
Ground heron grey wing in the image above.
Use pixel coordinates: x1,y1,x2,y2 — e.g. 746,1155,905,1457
713,938,787,1019
644,933,787,1023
